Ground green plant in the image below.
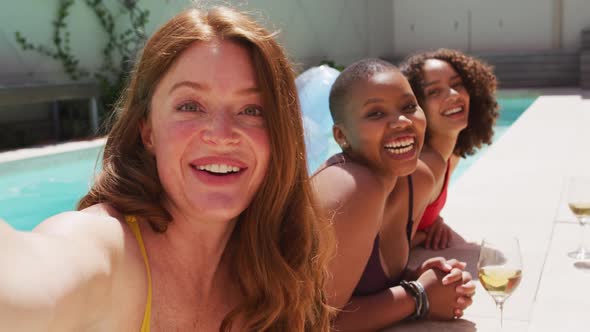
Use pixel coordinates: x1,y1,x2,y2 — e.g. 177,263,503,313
319,60,344,71
15,0,149,117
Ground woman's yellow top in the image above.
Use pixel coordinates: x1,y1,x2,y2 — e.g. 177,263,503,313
125,215,152,332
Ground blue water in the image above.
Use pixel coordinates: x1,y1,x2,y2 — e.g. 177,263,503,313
450,96,537,182
0,152,101,231
301,95,537,180
295,66,537,177
0,96,536,231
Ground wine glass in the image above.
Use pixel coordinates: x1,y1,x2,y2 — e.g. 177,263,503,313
566,176,590,259
478,237,523,330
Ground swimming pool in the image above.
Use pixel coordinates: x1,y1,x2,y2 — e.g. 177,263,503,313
0,95,536,231
0,142,103,231
450,93,537,181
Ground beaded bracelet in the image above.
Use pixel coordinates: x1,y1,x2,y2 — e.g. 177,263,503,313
400,280,429,320
413,280,429,319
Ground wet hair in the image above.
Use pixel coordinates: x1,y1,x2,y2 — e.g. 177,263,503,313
400,49,499,157
329,58,399,124
78,6,333,331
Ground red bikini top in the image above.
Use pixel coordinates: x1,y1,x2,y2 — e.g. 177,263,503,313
417,161,450,231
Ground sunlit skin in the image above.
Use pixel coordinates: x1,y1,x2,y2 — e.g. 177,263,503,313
120,39,273,329
421,59,470,140
0,12,310,331
142,40,270,226
412,59,472,250
334,70,426,180
317,68,476,330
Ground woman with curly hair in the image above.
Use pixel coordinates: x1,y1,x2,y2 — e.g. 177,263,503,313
0,6,333,331
314,58,475,330
400,49,499,250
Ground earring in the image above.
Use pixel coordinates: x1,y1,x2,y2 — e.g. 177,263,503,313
340,141,349,149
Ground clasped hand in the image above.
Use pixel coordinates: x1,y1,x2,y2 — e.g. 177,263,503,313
414,257,475,320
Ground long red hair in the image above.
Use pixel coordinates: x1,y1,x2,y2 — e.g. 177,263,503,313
78,6,333,331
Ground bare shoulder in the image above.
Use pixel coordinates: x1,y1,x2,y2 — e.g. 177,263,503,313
32,204,129,266
313,162,388,308
449,153,462,173
413,160,436,193
388,161,435,223
419,146,447,181
312,161,386,224
386,161,435,199
34,204,125,245
312,161,387,257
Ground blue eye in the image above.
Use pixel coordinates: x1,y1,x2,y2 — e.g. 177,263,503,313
241,105,263,117
176,101,204,113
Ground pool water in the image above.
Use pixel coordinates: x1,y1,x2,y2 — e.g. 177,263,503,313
0,96,536,231
0,148,101,231
450,95,537,182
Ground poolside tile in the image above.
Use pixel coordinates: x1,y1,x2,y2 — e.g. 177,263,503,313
381,316,529,332
533,223,590,303
528,298,590,332
434,90,590,331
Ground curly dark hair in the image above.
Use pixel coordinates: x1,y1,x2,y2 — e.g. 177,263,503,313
400,49,499,157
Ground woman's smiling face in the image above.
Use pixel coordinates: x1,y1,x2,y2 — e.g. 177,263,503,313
141,39,270,223
420,59,471,137
335,69,426,177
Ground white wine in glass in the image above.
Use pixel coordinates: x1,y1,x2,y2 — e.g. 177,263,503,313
478,237,522,329
567,176,590,259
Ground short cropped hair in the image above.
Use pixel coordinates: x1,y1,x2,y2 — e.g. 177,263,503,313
329,58,398,123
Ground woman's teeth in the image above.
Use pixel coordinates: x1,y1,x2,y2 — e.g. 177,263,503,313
197,164,241,174
443,107,463,116
385,138,415,154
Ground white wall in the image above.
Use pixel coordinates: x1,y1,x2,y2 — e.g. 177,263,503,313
563,0,590,49
468,0,554,52
0,0,383,78
391,0,556,55
392,0,470,54
231,0,371,67
1,0,589,82
367,0,395,59
0,0,113,81
142,0,588,62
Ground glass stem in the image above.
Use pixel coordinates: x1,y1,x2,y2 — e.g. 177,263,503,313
581,217,588,254
497,302,504,329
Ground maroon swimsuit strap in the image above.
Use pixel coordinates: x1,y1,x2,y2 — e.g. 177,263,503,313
353,176,414,296
313,153,414,296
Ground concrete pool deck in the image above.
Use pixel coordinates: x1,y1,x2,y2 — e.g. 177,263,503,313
385,89,590,331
